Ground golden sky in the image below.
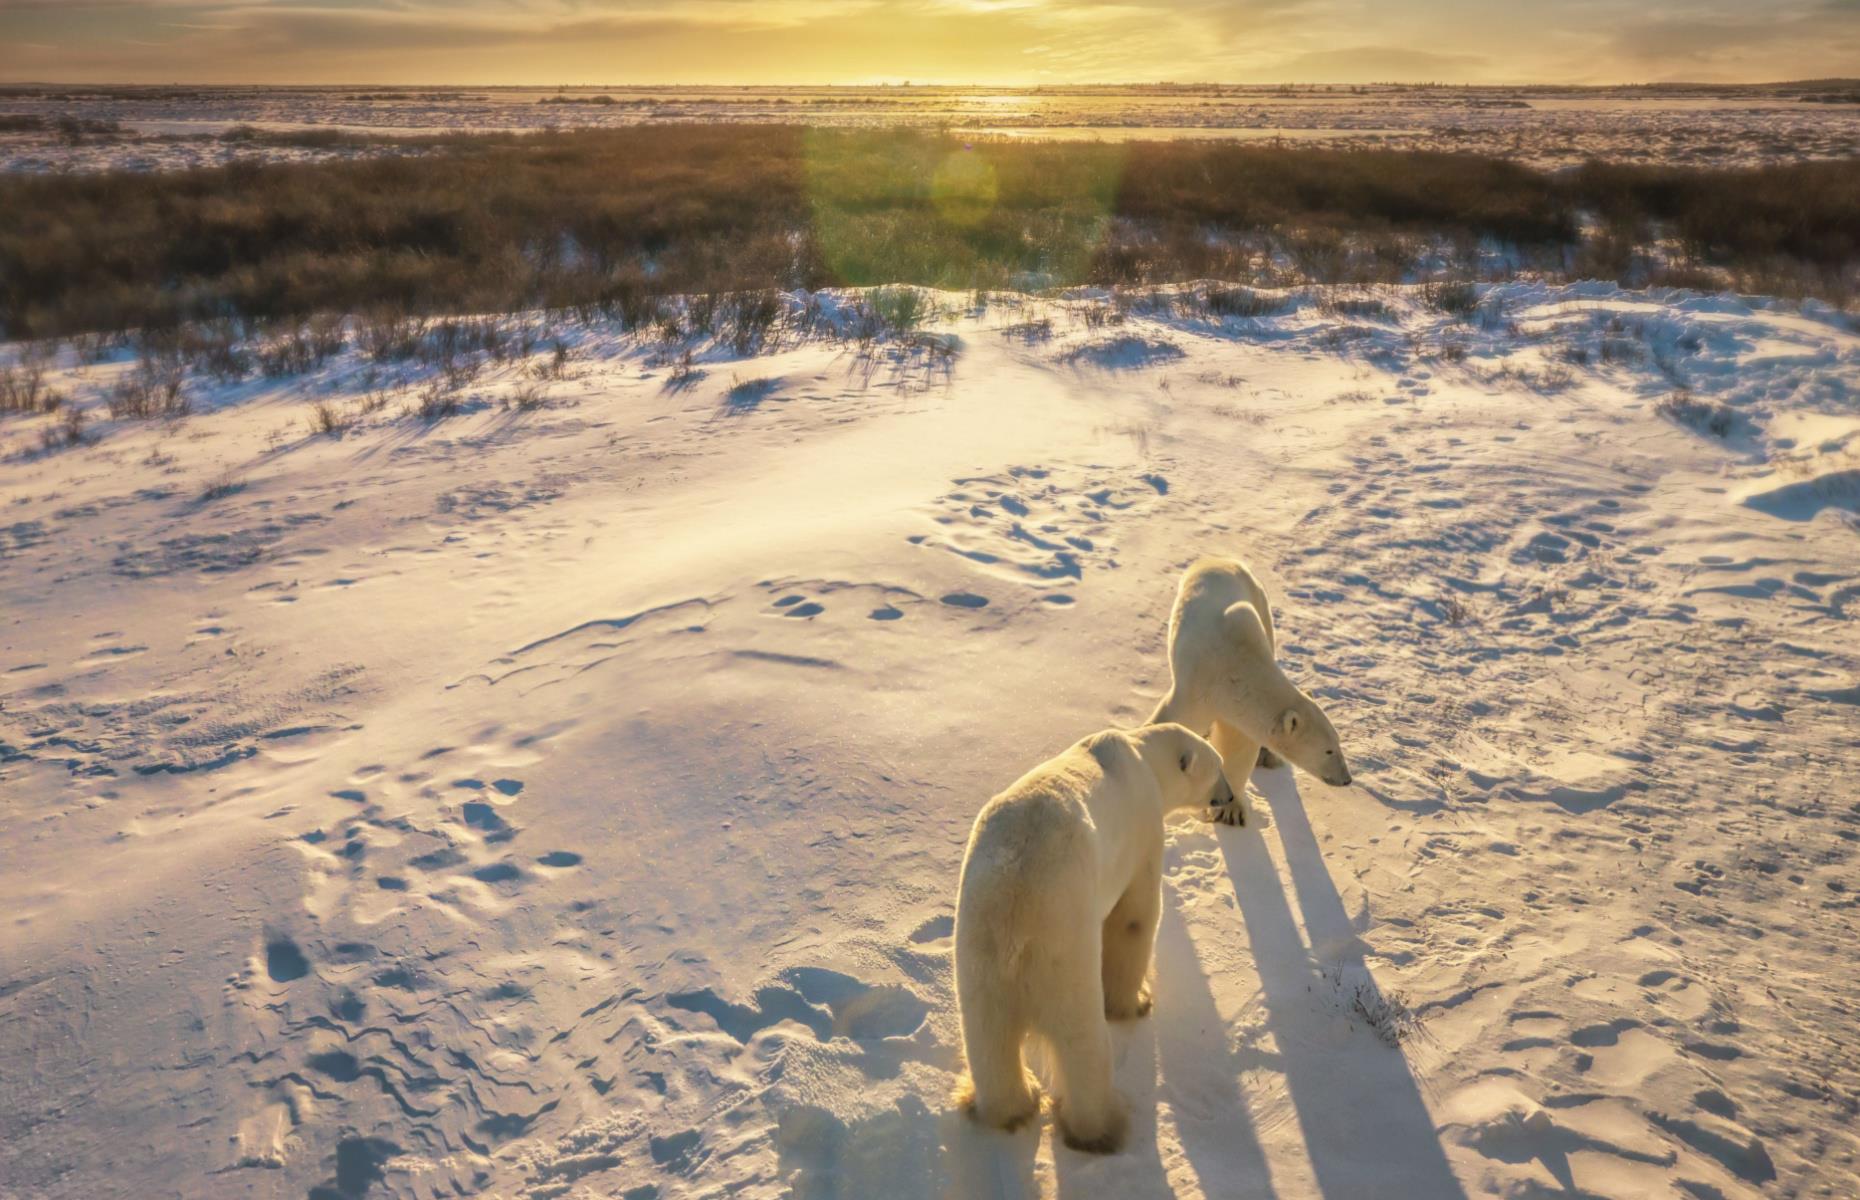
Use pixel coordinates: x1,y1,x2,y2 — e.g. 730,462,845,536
3,0,1858,84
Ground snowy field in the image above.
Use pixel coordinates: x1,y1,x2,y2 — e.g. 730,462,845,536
4,83,1860,173
2,282,1858,1200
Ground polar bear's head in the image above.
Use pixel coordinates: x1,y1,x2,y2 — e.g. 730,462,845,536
1266,697,1352,787
1135,723,1237,814
1217,600,1353,788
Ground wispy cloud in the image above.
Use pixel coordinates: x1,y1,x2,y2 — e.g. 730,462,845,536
1264,45,1489,83
1610,5,1860,71
2,0,1857,82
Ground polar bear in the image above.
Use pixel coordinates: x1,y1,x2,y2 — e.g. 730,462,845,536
1150,556,1352,826
953,723,1235,1153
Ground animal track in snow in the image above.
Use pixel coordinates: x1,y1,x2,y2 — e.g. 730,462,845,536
908,914,954,944
5,663,365,780
668,967,929,1045
915,463,1163,599
753,579,924,626
453,597,714,691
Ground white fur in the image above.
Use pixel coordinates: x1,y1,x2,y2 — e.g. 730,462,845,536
1150,555,1353,826
953,723,1232,1153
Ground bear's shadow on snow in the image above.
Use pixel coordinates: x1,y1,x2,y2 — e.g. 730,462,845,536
1046,884,1277,1200
1213,767,1471,1200
776,1094,1040,1200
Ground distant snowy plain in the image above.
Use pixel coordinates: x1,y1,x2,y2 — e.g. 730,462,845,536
4,83,1859,172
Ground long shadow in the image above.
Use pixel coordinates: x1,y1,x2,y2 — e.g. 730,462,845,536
776,1095,1039,1200
1053,873,1282,1200
1051,1014,1175,1200
1052,902,1295,1200
1218,768,1469,1200
933,1107,1042,1200
718,376,782,416
1152,882,1279,1198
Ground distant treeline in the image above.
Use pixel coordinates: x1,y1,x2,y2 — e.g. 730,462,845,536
2,126,1855,337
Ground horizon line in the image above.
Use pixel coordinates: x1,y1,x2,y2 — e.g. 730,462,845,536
5,77,1858,90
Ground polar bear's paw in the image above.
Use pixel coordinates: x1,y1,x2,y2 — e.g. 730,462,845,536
1105,984,1152,1021
1056,1100,1128,1155
1202,799,1249,827
954,1073,1043,1133
1256,747,1281,770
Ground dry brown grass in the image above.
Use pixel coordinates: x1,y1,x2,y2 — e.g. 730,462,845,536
108,355,188,419
258,315,346,377
306,400,351,436
1,356,61,414
36,406,87,454
199,469,245,501
2,130,1855,339
411,378,463,421
1657,389,1739,437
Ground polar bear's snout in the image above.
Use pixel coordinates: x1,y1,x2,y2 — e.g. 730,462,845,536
1208,773,1238,809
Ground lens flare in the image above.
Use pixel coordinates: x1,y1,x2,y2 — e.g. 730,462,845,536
805,131,1127,289
931,147,999,227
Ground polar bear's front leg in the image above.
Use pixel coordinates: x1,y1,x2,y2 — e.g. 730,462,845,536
1102,859,1161,1020
1205,719,1258,827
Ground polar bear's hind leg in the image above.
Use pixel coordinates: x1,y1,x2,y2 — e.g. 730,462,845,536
1040,925,1128,1154
955,993,1041,1131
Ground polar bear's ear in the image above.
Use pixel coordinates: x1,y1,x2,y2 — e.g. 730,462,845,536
1277,709,1301,737
1085,729,1135,774
1221,601,1271,653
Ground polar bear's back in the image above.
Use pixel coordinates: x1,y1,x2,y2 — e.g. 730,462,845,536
960,754,1100,894
1168,556,1276,662
956,750,1105,965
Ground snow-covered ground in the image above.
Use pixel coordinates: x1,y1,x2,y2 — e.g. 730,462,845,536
2,283,1858,1200
4,84,1859,173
